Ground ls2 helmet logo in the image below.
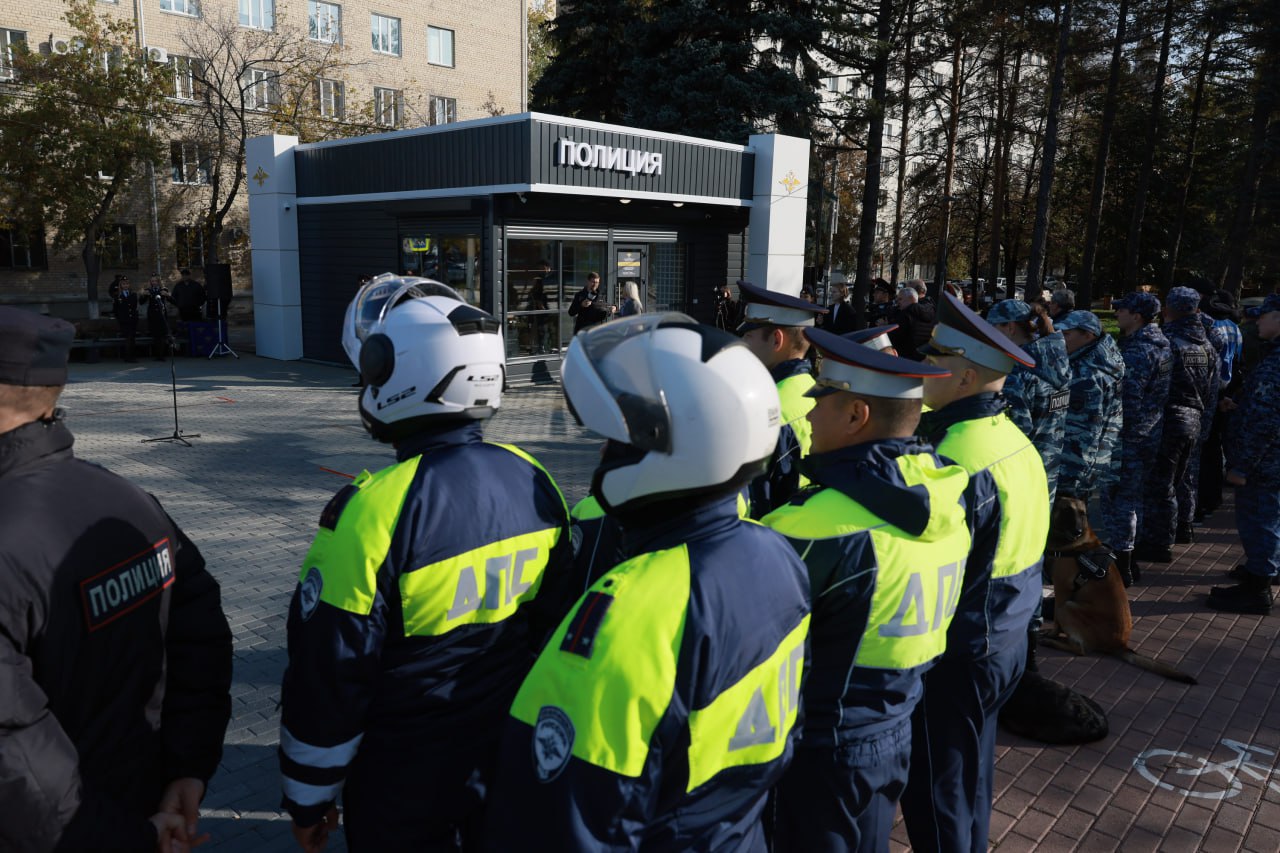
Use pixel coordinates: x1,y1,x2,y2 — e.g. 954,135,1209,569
533,705,575,782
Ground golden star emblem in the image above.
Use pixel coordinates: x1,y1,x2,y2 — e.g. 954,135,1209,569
252,166,270,187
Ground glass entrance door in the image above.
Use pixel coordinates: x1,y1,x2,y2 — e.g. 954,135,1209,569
506,239,607,360
614,244,648,313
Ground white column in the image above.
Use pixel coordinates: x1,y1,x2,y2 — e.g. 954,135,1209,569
747,133,811,297
246,134,302,360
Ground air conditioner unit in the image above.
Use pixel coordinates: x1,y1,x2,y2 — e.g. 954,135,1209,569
146,46,168,64
51,38,72,55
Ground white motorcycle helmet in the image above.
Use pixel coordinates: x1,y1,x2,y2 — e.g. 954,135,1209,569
562,312,781,513
343,274,505,443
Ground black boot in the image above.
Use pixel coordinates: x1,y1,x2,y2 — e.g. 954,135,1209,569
1226,565,1280,586
1207,572,1273,615
1115,551,1135,588
1134,542,1173,563
1175,521,1196,545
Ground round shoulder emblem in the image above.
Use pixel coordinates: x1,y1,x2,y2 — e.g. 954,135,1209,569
299,567,323,621
533,705,575,783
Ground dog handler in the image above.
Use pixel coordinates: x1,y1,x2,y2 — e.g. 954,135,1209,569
900,293,1050,852
765,329,970,851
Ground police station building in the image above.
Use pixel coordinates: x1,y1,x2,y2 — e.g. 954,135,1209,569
247,113,808,382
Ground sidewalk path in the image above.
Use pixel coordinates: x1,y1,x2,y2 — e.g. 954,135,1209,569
56,355,1278,852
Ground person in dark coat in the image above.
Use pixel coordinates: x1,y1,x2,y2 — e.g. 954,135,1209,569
170,269,206,323
0,307,233,853
567,271,613,333
887,286,937,361
110,274,140,362
140,275,172,361
820,281,858,335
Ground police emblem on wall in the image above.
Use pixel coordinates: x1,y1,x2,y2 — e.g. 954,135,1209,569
299,567,323,621
533,705,575,782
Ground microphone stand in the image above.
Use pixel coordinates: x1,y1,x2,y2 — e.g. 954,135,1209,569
208,298,239,359
143,335,199,447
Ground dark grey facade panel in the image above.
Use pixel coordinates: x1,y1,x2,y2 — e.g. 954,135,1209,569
297,203,402,363
295,122,532,198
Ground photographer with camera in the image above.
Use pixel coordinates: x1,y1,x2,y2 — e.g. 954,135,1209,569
713,283,743,331
567,272,614,333
140,275,173,362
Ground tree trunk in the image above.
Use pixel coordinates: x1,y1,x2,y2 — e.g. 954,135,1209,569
985,35,1008,308
891,1,916,287
1122,0,1175,287
1077,0,1131,306
1221,33,1278,295
1026,0,1073,294
988,44,1022,308
852,0,895,329
1163,22,1218,291
933,36,964,301
82,228,102,321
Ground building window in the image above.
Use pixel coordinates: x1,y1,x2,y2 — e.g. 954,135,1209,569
168,55,203,100
309,1,340,43
1,28,26,80
371,14,400,56
242,66,279,110
430,95,456,126
315,78,344,119
875,221,885,238
0,226,47,269
239,0,274,30
101,224,139,269
374,86,402,128
170,141,211,184
160,0,199,16
427,26,454,67
176,226,205,268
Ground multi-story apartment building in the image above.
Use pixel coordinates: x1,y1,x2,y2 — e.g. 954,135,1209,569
1,0,527,317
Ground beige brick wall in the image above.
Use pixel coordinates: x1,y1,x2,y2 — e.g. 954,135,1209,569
2,0,525,315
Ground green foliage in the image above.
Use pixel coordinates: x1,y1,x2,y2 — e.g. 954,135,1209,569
528,0,556,95
532,0,822,142
0,0,170,275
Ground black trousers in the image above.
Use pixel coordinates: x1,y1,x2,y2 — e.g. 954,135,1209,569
1198,409,1226,515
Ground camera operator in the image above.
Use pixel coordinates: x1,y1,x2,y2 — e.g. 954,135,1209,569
140,275,173,362
714,283,743,331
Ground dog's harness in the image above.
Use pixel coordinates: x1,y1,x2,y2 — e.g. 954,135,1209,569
1046,547,1114,591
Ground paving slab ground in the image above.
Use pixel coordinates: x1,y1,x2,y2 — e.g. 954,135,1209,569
55,354,1279,852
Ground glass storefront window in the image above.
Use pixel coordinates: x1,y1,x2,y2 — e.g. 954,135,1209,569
399,232,481,307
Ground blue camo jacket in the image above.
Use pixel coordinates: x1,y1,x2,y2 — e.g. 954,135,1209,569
1117,322,1172,455
1059,334,1125,498
1226,345,1280,487
1002,332,1069,493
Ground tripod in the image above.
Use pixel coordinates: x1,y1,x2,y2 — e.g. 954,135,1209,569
208,298,239,359
143,338,200,447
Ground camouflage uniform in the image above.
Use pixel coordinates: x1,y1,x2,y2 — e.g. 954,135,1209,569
1224,300,1280,580
1182,315,1233,517
1058,333,1125,500
1139,311,1219,551
1100,320,1172,552
1002,332,1070,502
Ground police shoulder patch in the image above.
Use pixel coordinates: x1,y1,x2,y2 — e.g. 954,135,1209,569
533,705,575,783
298,567,323,621
319,484,359,531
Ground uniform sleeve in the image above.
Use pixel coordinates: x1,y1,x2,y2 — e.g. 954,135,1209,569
1226,362,1280,478
159,521,233,784
1120,346,1152,446
522,480,578,652
749,424,802,519
1002,374,1034,439
278,513,391,828
1059,372,1103,497
0,633,156,853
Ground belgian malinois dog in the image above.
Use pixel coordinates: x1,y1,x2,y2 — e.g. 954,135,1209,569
1040,496,1197,685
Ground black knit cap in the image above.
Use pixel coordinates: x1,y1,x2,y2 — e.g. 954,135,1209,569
0,307,74,386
